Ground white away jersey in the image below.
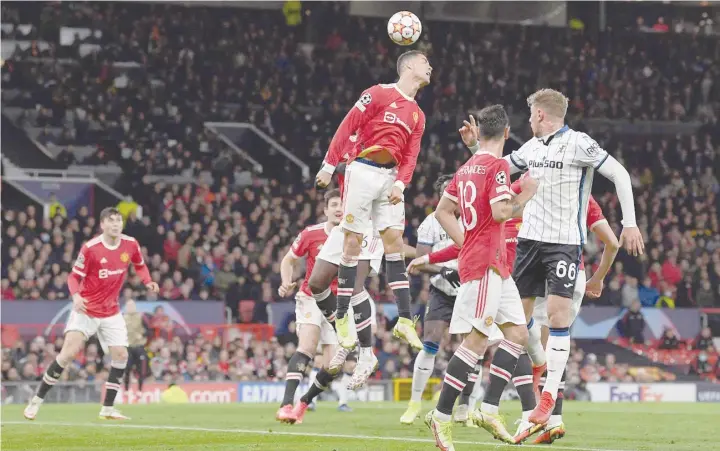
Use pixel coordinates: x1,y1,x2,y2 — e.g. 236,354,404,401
416,212,463,296
505,126,609,246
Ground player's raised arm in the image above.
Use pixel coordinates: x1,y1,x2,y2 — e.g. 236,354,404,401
585,197,620,298
577,134,644,256
490,161,538,222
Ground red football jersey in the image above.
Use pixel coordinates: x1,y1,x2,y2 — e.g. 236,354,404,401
508,178,606,271
71,234,150,318
326,84,425,187
323,135,357,201
290,222,336,296
444,151,512,283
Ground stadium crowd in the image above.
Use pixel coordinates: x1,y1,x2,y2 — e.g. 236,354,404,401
1,2,719,387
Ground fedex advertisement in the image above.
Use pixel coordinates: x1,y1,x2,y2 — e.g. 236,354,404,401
587,383,696,402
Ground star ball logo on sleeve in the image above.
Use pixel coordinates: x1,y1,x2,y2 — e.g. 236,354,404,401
495,171,507,185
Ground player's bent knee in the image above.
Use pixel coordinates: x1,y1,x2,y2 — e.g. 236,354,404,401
502,324,529,347
422,341,440,355
110,347,129,363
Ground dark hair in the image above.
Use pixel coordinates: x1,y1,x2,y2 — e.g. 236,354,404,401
99,207,122,222
397,50,425,76
433,174,454,196
476,105,509,140
324,189,341,205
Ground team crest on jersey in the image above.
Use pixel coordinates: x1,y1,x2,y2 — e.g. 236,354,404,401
495,171,507,185
345,214,354,223
120,252,130,263
484,316,494,327
516,222,522,230
359,93,372,105
413,112,418,123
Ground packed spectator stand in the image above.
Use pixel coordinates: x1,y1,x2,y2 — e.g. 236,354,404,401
1,2,719,392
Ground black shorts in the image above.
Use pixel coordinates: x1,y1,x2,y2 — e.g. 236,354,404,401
425,285,455,323
513,238,582,299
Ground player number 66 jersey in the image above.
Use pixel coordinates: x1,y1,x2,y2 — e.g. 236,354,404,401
417,212,464,296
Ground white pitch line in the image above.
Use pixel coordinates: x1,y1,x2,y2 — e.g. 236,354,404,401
2,420,631,451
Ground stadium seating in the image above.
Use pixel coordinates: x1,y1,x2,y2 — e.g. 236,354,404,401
1,2,718,384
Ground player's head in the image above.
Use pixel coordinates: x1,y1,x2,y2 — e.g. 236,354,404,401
476,104,510,141
323,189,342,226
99,207,124,238
397,50,432,87
527,89,568,137
434,174,461,216
433,174,454,197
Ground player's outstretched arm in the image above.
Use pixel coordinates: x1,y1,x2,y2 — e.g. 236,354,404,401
596,157,644,256
278,250,299,297
491,175,538,222
407,244,460,276
585,221,620,298
577,134,644,256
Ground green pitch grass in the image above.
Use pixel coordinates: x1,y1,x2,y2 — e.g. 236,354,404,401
2,402,718,451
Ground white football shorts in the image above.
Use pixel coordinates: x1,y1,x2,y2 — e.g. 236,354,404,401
317,225,383,275
65,311,128,353
450,269,526,336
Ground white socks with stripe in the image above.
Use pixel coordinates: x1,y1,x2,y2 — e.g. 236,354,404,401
544,328,570,399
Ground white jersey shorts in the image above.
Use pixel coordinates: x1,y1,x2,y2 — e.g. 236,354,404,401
533,269,587,327
295,292,359,346
318,225,383,275
450,269,526,336
65,311,128,353
340,160,405,234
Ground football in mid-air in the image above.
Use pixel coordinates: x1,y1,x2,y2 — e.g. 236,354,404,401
387,11,422,46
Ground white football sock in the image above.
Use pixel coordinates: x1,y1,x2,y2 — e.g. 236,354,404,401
410,350,435,402
335,376,349,406
549,414,563,428
527,319,546,366
543,333,570,399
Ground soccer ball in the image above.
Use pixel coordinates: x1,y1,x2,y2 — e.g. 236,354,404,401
387,11,422,46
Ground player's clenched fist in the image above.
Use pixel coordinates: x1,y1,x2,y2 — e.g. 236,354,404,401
278,282,297,297
145,282,160,293
389,186,404,205
315,170,332,189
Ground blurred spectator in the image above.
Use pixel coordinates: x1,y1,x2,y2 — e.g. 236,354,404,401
638,277,660,307
695,327,714,351
696,280,716,307
658,327,680,350
690,351,714,376
47,194,67,220
619,301,646,344
621,277,641,308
